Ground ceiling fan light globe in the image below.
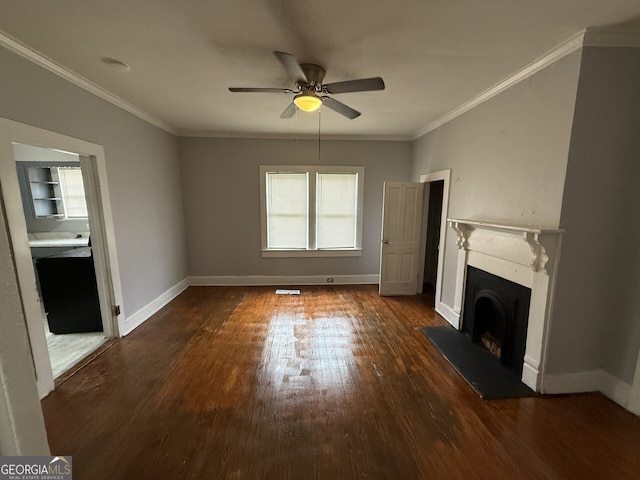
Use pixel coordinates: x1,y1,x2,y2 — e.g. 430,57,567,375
294,94,322,112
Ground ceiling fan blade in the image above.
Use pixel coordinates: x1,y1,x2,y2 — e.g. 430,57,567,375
321,96,361,119
229,87,295,93
324,77,385,94
273,51,308,83
280,102,297,118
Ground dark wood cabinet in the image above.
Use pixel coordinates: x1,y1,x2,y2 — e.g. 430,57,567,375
36,247,102,334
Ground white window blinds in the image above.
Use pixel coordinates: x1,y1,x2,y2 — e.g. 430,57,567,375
261,166,364,256
58,167,88,218
316,173,357,249
266,172,308,249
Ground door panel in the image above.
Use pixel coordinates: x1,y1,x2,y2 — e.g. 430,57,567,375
379,182,424,296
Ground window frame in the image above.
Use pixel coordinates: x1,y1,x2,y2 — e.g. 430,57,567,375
57,166,89,219
259,165,364,258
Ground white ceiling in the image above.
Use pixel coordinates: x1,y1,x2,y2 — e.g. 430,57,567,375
1,0,640,139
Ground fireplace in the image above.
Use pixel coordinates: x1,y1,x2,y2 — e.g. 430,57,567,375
448,219,563,391
462,266,531,374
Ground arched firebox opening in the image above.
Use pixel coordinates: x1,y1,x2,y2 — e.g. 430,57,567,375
462,266,531,374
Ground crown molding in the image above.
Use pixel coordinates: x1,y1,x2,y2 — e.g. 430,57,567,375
0,30,178,135
178,130,412,141
412,28,640,140
412,30,587,140
582,28,640,48
3,25,638,143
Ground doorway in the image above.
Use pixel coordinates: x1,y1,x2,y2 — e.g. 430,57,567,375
13,143,107,379
422,180,444,306
418,170,452,324
378,170,450,304
0,118,124,398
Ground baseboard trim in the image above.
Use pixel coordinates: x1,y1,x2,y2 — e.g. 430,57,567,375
435,302,460,329
521,355,541,391
542,369,631,410
122,277,189,336
600,370,631,409
542,369,603,394
189,274,380,286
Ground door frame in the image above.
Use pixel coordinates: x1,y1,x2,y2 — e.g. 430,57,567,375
630,349,640,416
0,118,124,398
418,169,451,321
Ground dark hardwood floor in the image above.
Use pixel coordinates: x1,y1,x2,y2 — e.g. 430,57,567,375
41,285,640,479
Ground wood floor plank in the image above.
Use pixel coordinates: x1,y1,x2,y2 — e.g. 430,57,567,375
41,285,640,479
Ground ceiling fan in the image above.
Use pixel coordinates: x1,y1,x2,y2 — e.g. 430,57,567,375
229,51,385,119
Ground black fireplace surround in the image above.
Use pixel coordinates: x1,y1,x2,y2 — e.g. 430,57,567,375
462,266,532,373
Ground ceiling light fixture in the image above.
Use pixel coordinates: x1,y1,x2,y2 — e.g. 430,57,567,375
293,92,322,112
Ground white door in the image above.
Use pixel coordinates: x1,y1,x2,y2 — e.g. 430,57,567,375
379,182,424,296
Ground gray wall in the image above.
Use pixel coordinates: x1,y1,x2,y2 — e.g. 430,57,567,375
411,51,582,307
547,47,640,383
179,137,412,278
0,46,188,318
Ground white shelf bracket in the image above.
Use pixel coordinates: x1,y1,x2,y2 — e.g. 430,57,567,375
449,221,469,250
523,231,549,274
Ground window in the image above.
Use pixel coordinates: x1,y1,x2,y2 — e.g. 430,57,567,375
58,167,88,218
265,172,308,249
260,166,364,257
26,165,88,220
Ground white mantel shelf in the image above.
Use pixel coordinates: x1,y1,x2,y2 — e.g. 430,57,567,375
446,217,564,392
448,219,563,274
448,218,564,234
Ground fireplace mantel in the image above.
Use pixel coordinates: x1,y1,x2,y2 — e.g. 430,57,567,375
449,219,564,274
447,218,564,391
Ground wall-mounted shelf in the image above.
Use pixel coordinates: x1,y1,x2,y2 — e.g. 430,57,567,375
26,166,63,218
18,162,89,223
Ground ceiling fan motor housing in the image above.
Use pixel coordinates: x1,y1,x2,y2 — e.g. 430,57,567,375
300,63,326,89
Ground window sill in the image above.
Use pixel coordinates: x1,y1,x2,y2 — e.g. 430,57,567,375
261,249,363,258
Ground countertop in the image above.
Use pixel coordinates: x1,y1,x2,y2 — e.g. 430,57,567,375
29,237,89,248
37,246,92,259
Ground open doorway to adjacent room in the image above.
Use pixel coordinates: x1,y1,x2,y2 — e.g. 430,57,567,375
13,143,107,379
422,180,444,306
417,169,451,324
0,118,123,398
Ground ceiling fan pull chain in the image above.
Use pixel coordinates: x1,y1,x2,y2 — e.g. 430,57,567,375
318,110,321,162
